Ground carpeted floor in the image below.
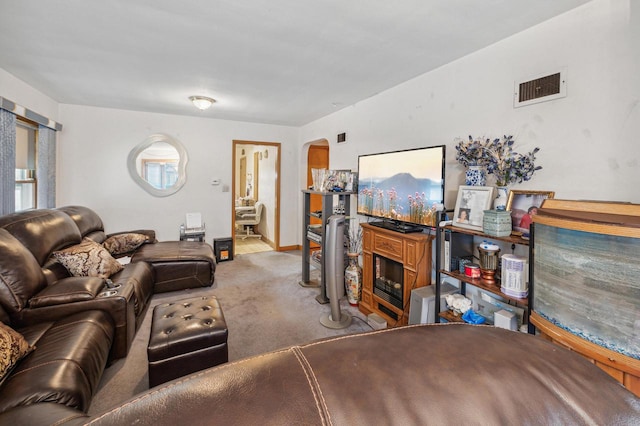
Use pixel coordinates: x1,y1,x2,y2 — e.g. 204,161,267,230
88,250,371,415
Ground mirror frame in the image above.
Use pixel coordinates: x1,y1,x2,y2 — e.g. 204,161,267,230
127,133,188,197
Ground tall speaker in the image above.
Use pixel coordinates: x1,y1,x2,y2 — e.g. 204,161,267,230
320,215,351,329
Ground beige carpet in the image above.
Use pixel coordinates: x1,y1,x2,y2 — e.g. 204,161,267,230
88,250,371,415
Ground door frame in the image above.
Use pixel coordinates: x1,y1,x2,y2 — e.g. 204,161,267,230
232,140,281,252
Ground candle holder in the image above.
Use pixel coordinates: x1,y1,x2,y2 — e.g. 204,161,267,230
477,242,501,284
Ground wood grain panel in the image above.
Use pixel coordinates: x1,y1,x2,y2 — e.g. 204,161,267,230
531,312,640,397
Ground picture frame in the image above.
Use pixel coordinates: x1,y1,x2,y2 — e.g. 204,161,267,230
506,190,555,233
452,186,495,231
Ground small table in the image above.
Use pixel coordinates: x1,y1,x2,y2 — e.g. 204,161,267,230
180,230,205,242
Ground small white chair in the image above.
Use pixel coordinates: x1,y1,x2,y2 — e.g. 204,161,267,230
236,201,264,239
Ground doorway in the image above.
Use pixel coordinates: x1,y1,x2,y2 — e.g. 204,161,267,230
305,140,329,253
232,140,281,255
307,144,329,213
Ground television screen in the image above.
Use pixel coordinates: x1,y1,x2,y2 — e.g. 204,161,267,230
357,145,445,230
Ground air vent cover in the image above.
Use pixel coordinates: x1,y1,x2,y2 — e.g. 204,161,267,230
514,68,566,107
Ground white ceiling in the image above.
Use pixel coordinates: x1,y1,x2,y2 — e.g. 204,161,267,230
0,0,590,126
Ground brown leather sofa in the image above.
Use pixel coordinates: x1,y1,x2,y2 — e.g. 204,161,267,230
2,324,639,425
0,307,113,417
0,206,216,422
0,206,156,360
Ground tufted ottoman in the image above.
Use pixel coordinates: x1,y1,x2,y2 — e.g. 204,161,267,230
147,296,228,387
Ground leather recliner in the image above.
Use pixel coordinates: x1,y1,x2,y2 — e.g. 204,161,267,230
0,305,114,418
0,205,218,422
0,208,154,360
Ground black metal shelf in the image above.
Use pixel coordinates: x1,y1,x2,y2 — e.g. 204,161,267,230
299,190,355,304
434,212,533,333
438,269,528,307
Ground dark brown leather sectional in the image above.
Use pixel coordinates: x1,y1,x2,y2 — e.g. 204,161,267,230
0,310,113,415
7,323,639,425
132,241,216,293
0,206,215,423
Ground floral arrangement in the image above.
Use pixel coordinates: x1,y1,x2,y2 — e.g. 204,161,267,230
485,136,541,186
454,135,492,167
455,135,542,186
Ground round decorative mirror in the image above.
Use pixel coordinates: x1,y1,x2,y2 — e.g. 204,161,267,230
127,133,188,197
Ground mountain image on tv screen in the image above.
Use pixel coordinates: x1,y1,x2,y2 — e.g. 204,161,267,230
357,146,444,226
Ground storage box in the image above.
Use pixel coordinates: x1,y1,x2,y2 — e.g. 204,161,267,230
444,230,473,272
494,309,518,331
213,238,233,262
501,254,528,297
482,210,512,237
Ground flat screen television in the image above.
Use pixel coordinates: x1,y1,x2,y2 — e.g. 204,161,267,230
357,145,445,233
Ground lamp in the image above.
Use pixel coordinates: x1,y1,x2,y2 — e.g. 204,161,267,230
189,96,216,110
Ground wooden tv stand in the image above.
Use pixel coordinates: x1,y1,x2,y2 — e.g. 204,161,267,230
359,223,433,327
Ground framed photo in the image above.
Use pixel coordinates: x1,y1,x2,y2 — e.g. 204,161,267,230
452,186,495,231
506,190,555,234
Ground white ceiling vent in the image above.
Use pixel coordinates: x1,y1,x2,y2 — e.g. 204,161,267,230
514,68,566,107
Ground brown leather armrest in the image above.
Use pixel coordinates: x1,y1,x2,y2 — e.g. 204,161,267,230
29,276,105,308
0,402,88,425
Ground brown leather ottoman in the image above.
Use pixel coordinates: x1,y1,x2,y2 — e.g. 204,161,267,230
147,296,228,387
131,241,216,293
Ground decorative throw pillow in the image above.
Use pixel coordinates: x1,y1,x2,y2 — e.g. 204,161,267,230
103,233,148,256
53,238,123,278
0,322,34,382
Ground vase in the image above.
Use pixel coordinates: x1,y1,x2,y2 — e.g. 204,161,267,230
494,186,509,211
465,166,486,186
345,253,362,306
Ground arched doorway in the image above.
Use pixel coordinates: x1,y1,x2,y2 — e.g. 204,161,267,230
304,139,329,252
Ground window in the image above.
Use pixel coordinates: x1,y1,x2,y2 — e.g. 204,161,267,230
0,98,59,215
142,159,178,190
15,119,37,211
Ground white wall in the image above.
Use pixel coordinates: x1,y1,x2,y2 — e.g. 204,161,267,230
256,145,278,242
56,104,299,243
300,0,640,213
0,68,59,123
3,0,639,250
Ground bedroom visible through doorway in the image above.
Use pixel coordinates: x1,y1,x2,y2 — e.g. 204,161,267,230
234,237,273,255
232,140,281,255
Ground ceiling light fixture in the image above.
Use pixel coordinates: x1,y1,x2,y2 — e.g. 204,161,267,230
189,95,216,110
